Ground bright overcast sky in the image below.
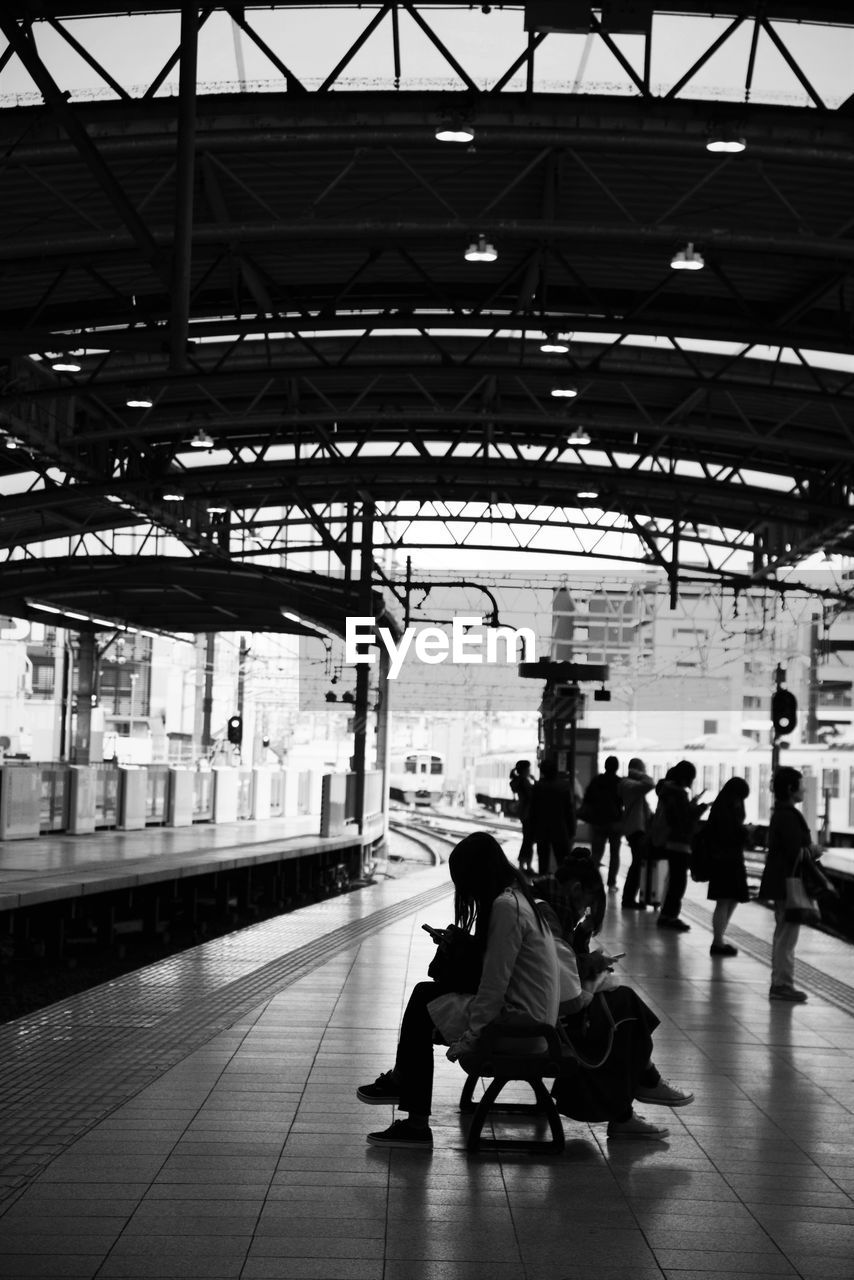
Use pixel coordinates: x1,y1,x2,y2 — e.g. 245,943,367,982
1,7,852,105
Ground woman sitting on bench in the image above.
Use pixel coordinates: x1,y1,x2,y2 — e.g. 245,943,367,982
356,831,560,1149
544,854,694,1139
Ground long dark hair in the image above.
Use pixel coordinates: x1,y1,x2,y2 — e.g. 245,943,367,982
448,831,545,944
553,854,606,937
710,775,749,823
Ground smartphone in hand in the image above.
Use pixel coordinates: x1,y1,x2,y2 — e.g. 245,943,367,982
422,924,445,941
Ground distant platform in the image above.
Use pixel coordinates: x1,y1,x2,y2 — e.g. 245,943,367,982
0,817,369,911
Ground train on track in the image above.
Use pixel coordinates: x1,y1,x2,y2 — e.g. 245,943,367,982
389,749,446,806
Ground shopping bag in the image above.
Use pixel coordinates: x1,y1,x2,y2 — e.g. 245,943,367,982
783,853,821,925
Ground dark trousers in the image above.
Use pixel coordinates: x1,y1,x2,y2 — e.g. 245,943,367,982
621,831,648,906
661,848,689,919
591,825,622,886
536,830,571,876
393,981,442,1116
553,986,659,1123
519,819,535,869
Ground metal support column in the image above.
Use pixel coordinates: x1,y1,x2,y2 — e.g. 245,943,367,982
72,631,97,764
171,3,198,372
374,641,392,854
352,502,374,834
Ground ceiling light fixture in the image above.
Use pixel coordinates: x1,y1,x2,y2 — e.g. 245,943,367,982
51,356,82,373
706,133,746,154
578,489,599,500
206,501,227,514
568,426,591,446
126,391,154,408
464,234,497,263
550,383,578,398
435,119,475,143
190,427,214,449
670,242,705,271
540,332,570,354
162,489,184,502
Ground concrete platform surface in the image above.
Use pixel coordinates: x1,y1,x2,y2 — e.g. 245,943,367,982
0,862,852,1280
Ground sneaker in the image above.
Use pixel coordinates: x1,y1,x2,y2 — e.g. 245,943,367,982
657,917,691,932
635,1078,694,1107
366,1119,433,1149
607,1113,669,1141
357,1070,400,1104
710,942,738,956
769,985,808,1003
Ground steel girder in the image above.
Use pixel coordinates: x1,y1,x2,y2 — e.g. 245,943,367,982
0,4,853,629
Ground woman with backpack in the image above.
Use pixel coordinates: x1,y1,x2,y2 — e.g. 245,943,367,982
706,777,751,957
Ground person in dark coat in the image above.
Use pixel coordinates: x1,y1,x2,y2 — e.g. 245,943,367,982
706,777,751,957
619,758,655,910
509,759,536,873
530,756,576,876
655,760,707,932
758,767,815,1002
581,755,624,891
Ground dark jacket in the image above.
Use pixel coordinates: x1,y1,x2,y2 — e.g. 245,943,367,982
655,778,701,851
759,803,812,901
581,771,623,827
530,777,576,842
510,773,535,822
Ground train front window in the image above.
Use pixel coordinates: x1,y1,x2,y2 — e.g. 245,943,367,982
431,757,443,775
404,758,416,774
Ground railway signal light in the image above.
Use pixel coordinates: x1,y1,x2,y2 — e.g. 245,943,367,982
226,714,242,745
771,690,797,735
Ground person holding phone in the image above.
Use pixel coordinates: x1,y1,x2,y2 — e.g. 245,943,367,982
544,855,694,1139
356,831,559,1149
655,760,708,932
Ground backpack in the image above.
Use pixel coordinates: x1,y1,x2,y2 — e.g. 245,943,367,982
579,774,624,827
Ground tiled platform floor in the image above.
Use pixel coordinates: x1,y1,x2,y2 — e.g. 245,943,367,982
0,863,852,1280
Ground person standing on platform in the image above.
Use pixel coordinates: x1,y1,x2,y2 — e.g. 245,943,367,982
619,758,655,911
509,759,536,874
655,760,707,932
706,777,751,956
530,757,576,876
760,768,815,1002
580,756,625,891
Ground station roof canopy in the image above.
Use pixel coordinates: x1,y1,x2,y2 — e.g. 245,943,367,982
1,2,853,633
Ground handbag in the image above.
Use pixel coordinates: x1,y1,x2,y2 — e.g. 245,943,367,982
783,851,821,925
426,925,483,992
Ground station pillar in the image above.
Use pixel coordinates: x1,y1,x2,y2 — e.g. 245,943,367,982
71,630,97,764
